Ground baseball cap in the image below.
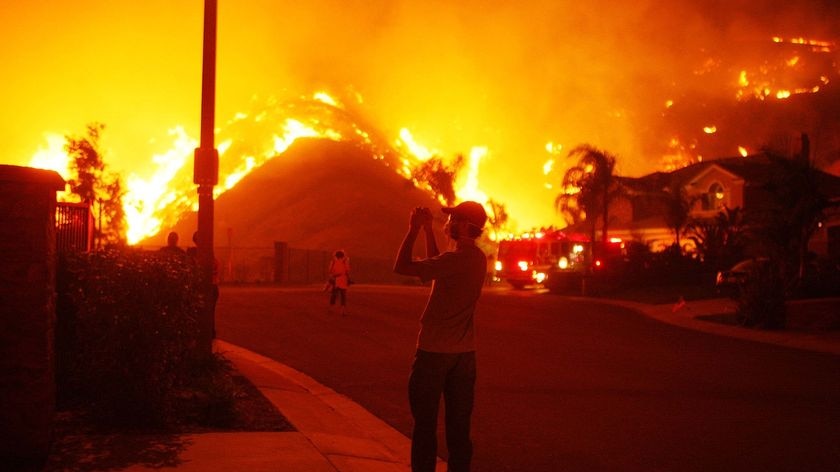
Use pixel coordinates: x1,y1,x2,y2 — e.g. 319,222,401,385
442,201,487,229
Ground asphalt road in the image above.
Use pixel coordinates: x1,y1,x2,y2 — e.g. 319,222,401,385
216,284,840,472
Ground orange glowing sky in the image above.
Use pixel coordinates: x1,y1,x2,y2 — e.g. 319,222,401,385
2,0,839,233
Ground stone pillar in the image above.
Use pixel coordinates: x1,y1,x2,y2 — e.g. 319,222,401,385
0,165,65,466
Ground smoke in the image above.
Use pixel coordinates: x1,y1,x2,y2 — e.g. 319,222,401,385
5,0,838,229
216,0,838,225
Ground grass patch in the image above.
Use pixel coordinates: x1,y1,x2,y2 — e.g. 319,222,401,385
696,313,740,326
595,282,722,305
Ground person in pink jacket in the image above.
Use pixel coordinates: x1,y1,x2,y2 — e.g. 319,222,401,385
328,250,351,315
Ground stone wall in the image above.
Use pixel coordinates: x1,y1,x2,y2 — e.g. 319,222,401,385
0,165,65,466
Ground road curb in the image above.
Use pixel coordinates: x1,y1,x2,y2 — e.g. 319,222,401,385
215,340,450,471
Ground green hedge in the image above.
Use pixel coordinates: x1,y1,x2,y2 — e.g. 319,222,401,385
56,249,216,428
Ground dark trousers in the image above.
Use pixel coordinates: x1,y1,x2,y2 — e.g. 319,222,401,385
330,287,346,306
408,349,476,472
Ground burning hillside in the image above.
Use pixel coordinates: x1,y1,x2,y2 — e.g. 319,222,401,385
149,138,445,258
16,1,840,242
647,34,840,171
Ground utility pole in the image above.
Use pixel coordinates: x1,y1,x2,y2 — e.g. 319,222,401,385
193,0,218,356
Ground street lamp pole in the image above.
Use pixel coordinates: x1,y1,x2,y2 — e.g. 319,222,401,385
194,0,218,356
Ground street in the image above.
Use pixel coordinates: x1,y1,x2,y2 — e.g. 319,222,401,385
216,285,840,472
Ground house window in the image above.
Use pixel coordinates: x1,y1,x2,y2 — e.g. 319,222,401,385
703,182,726,211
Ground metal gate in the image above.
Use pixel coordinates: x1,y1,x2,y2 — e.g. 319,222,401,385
56,202,93,253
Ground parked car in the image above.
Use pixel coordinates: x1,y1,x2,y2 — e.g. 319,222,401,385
715,258,770,295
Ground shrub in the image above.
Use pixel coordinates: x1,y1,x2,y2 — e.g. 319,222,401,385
612,243,709,289
735,260,786,329
56,249,212,428
792,256,840,299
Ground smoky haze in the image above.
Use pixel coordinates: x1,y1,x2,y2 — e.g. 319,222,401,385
228,0,838,224
3,0,838,228
240,0,838,158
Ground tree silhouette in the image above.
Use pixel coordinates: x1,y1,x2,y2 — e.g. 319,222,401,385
411,154,464,206
65,123,126,247
555,144,619,245
662,181,696,252
686,205,746,271
753,151,828,284
486,199,509,239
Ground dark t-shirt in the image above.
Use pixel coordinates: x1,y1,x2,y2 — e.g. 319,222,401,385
413,239,486,353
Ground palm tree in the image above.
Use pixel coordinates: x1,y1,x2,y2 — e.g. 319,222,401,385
686,205,746,271
554,168,587,228
486,199,509,239
554,144,619,245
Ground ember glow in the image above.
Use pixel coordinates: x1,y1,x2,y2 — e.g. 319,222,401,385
733,35,835,102
3,1,840,241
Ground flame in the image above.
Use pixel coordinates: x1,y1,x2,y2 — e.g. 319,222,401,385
123,127,198,243
545,142,563,155
24,25,840,246
772,36,836,53
29,133,71,181
734,36,833,102
738,70,750,87
396,128,436,162
455,146,488,205
313,92,338,107
34,93,359,244
31,91,500,244
659,137,698,171
543,159,554,175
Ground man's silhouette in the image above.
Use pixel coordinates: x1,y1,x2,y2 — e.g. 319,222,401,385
394,201,488,472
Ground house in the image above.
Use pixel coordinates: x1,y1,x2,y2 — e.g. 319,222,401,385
605,153,840,257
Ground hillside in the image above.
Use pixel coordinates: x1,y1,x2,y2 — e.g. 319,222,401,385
152,138,445,259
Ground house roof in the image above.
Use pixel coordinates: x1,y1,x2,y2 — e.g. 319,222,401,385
620,154,840,199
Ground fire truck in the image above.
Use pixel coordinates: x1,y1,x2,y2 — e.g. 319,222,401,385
494,229,589,289
494,229,626,290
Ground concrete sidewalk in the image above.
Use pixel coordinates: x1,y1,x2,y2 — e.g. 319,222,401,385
43,297,839,471
43,339,441,472
211,339,441,472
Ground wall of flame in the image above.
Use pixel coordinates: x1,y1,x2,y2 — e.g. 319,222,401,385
3,0,840,243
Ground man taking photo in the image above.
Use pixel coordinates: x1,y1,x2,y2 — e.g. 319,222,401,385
394,201,488,472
